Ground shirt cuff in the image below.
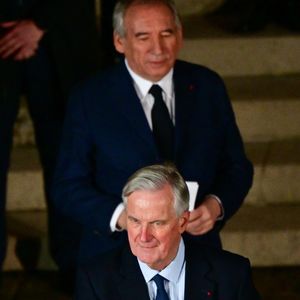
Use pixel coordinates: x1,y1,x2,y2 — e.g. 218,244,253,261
110,203,125,232
206,194,224,221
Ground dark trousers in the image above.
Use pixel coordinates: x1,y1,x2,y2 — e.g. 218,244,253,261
0,44,81,273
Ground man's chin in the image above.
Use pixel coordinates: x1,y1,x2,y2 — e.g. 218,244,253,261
144,65,172,81
150,67,168,76
138,256,164,271
135,249,157,263
138,255,157,268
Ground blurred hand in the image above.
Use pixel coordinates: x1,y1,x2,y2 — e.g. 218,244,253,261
186,196,221,235
0,20,44,60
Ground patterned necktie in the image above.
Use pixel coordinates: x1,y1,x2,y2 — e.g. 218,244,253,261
149,84,174,162
152,274,170,300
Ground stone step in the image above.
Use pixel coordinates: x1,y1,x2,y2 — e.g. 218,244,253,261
13,98,34,147
3,211,56,271
226,75,300,142
3,204,300,270
175,0,225,16
8,147,45,211
7,139,300,211
179,15,300,76
246,139,300,206
221,204,300,266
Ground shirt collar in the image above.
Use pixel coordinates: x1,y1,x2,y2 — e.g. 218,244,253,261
125,59,174,99
137,238,185,284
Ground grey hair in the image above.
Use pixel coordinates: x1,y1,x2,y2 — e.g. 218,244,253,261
122,164,189,216
113,0,182,37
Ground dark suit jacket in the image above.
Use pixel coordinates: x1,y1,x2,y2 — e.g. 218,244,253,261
53,60,253,262
75,242,261,300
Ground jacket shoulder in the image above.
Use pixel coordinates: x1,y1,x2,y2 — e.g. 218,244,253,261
79,247,123,276
175,60,223,81
76,248,125,300
205,245,250,268
73,63,124,93
186,242,251,273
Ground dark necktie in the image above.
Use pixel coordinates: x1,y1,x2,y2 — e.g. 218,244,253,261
149,84,174,162
152,274,170,300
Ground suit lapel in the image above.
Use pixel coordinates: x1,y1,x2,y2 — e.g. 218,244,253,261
88,246,150,300
117,246,150,300
173,61,198,156
184,244,217,300
112,62,157,154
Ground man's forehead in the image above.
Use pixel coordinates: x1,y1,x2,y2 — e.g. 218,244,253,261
124,2,176,25
127,187,174,208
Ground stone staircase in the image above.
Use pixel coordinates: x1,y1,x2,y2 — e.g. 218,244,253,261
4,11,300,269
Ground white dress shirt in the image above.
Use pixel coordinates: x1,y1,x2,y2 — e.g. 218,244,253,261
125,59,175,127
138,238,186,300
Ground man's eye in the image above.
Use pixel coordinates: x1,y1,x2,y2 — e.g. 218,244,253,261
129,217,139,224
154,221,163,226
161,31,173,37
137,35,148,41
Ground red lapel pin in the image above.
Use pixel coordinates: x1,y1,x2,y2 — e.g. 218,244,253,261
188,84,195,91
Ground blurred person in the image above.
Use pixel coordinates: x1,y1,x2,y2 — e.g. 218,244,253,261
0,0,104,292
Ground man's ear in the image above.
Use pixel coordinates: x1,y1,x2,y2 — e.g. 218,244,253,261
179,211,189,233
113,31,125,54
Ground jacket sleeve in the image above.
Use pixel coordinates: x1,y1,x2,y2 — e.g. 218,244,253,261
208,73,253,222
238,259,261,300
52,85,121,235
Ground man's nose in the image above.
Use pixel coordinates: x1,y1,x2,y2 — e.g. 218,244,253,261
152,37,163,54
139,225,152,242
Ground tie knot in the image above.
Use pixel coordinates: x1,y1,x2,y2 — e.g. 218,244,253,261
152,274,167,289
149,84,163,98
152,274,169,300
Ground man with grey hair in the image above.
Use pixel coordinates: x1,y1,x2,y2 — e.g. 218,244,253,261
122,164,189,216
53,0,253,264
75,164,260,300
113,0,182,37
